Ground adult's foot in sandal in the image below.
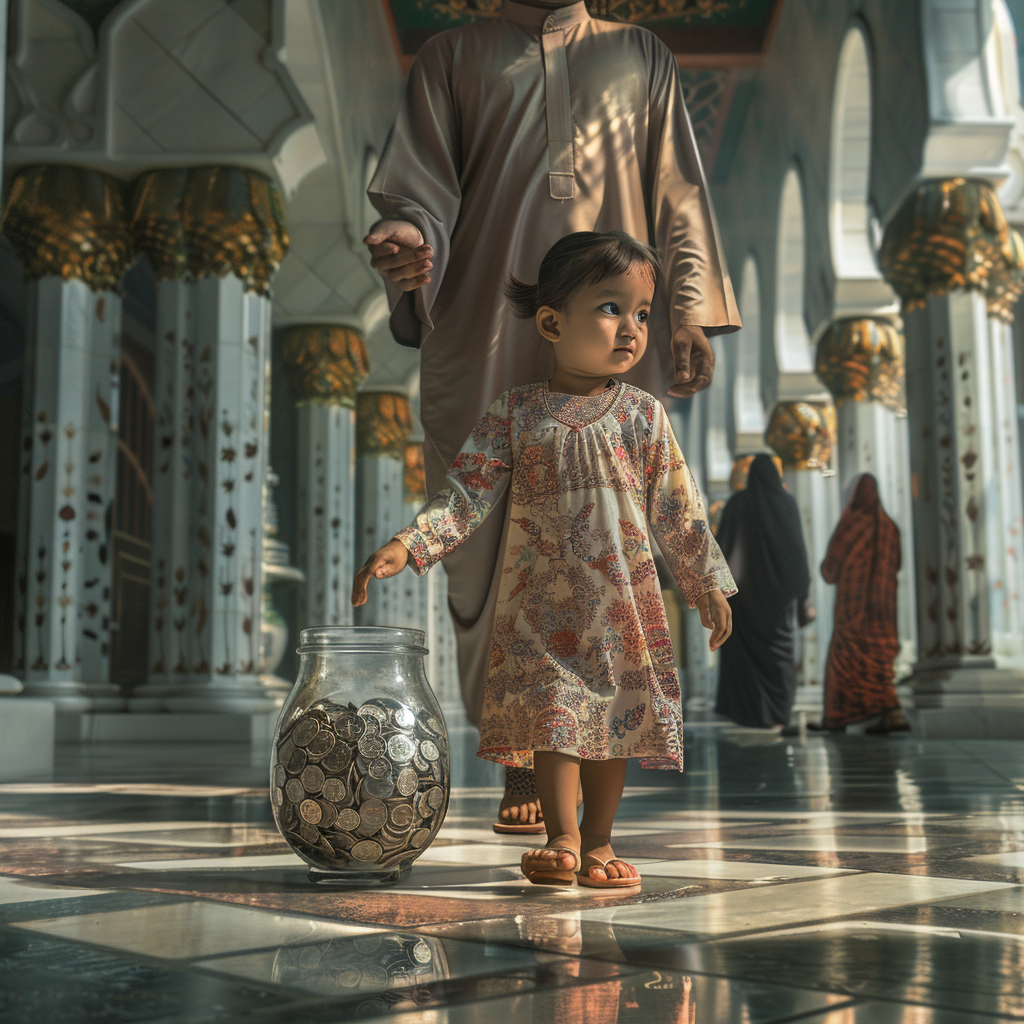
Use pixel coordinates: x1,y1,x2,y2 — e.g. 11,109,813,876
496,766,545,833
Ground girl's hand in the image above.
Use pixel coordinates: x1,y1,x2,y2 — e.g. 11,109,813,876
698,589,732,651
351,540,410,607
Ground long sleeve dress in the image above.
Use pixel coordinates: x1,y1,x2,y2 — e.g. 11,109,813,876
370,0,740,726
396,382,736,771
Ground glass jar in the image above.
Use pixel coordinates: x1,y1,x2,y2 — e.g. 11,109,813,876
270,625,449,887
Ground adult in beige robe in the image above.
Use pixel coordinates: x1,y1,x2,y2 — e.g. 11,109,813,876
366,0,740,821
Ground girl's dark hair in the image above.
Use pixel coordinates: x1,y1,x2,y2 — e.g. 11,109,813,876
504,231,660,320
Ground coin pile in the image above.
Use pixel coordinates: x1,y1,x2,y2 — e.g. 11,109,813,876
271,697,447,871
271,933,444,1004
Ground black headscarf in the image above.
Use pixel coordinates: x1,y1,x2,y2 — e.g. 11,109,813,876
716,454,810,606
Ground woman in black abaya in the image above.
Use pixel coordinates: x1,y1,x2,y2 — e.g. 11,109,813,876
714,455,811,729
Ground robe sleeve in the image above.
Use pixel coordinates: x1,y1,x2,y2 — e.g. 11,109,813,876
395,392,512,575
646,37,741,338
645,402,737,607
368,33,462,349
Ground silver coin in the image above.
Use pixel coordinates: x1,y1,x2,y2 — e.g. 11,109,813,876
359,799,387,831
299,799,323,825
298,821,321,845
390,803,415,828
292,718,320,748
337,808,360,831
367,757,392,780
363,774,395,799
420,740,440,762
301,765,325,794
425,786,444,811
412,940,432,965
396,768,418,797
417,792,433,818
317,799,338,828
387,734,417,763
360,964,388,987
284,778,305,804
321,744,353,774
358,734,386,759
335,715,363,742
412,752,429,773
409,828,430,849
351,839,383,862
305,730,336,759
354,934,383,954
272,764,287,788
337,966,361,988
271,785,283,808
393,704,416,729
332,831,356,852
357,704,388,726
322,777,347,803
286,747,308,774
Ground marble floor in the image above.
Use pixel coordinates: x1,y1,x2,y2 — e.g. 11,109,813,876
0,722,1023,1022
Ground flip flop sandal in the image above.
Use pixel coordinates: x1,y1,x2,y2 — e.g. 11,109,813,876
521,847,581,886
577,858,642,890
494,766,546,834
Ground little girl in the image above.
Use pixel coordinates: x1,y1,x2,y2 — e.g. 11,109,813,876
352,231,736,891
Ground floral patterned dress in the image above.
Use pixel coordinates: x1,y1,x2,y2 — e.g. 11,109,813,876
396,382,736,770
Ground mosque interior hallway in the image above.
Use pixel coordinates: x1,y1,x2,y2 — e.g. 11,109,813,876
0,725,1021,1023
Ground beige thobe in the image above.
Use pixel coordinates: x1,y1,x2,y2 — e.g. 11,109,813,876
369,0,740,726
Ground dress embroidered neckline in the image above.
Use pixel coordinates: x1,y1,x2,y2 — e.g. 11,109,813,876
542,380,623,429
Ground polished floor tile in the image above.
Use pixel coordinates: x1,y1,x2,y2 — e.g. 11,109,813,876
560,872,1014,936
13,900,379,958
671,834,959,853
0,877,110,905
638,859,854,881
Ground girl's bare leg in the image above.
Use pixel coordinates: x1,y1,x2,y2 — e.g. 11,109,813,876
521,751,581,875
579,757,638,881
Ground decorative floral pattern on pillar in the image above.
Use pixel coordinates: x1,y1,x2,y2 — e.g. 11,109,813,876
765,401,837,471
404,442,428,505
729,454,783,491
880,178,1024,323
815,317,906,412
357,393,414,458
280,325,369,406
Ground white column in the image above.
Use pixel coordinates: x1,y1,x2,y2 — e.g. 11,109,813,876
15,279,124,710
902,290,1024,731
295,404,357,628
354,392,413,629
162,277,276,712
136,281,193,708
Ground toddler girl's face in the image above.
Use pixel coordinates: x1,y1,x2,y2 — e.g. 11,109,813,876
537,268,653,381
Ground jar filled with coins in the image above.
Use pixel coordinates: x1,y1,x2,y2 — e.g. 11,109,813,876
271,626,449,887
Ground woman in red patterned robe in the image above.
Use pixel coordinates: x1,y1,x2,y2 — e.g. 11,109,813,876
821,474,909,733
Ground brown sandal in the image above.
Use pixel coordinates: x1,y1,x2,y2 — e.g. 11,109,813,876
494,766,546,834
577,856,642,891
521,846,581,886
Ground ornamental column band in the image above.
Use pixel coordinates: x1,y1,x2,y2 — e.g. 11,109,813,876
766,400,840,704
354,391,414,631
280,325,369,630
4,166,131,710
816,318,917,676
880,178,1024,736
130,167,289,713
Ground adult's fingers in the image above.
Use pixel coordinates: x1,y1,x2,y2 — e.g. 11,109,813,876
364,220,424,249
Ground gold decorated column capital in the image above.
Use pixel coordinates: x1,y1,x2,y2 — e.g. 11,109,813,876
404,442,427,504
2,165,133,291
815,317,905,411
130,166,289,296
880,178,1024,322
356,392,414,458
280,325,370,407
765,401,837,471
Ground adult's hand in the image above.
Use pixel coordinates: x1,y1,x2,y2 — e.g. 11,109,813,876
667,323,714,397
364,219,433,292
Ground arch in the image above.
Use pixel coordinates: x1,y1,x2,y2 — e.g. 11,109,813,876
732,255,766,448
775,168,813,374
830,26,878,281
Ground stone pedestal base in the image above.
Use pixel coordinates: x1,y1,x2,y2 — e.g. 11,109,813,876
20,681,124,713
0,699,55,780
56,711,278,745
908,663,1024,737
